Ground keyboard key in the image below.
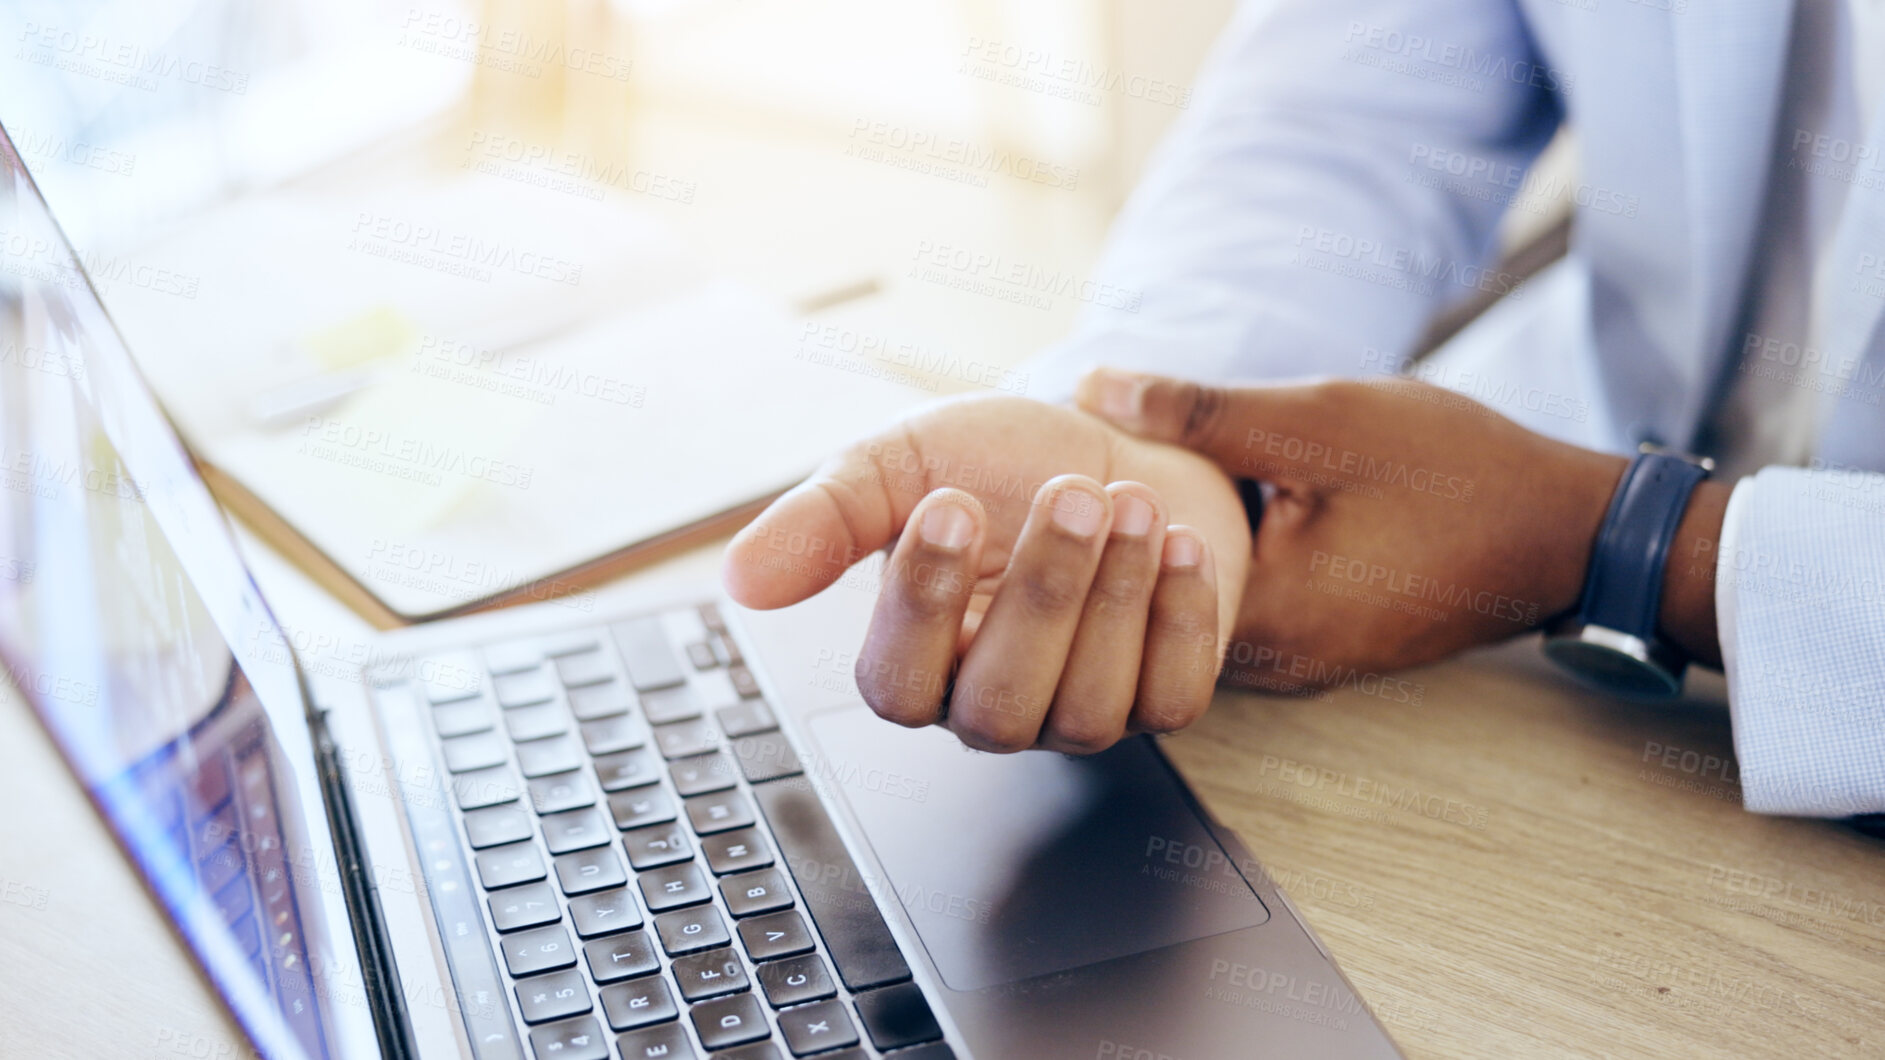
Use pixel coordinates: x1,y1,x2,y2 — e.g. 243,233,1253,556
507,702,571,743
733,731,801,783
685,790,755,835
670,753,738,796
617,1023,698,1060
686,641,718,670
516,734,585,778
639,862,712,912
753,780,909,991
555,649,617,689
715,1044,784,1060
672,948,750,1002
568,888,642,939
711,630,743,666
613,616,688,691
440,730,509,774
609,787,676,831
598,975,678,1031
639,684,703,725
453,764,523,810
720,868,793,918
433,697,496,737
738,910,813,962
502,924,577,977
622,824,692,870
420,652,485,703
463,803,534,849
528,771,596,815
515,967,590,1023
580,714,646,755
527,1016,609,1060
728,664,762,699
692,668,741,711
778,999,859,1056
584,930,659,982
698,602,727,633
714,701,777,739
654,718,719,760
494,666,558,707
541,807,612,855
853,982,942,1051
488,881,561,932
702,828,773,876
555,846,628,895
476,842,547,889
655,905,730,955
568,681,633,721
595,748,662,792
484,640,546,676
756,954,835,1008
540,629,604,657
690,992,769,1050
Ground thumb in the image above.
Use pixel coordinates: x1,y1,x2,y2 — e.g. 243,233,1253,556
1075,367,1327,474
722,432,976,609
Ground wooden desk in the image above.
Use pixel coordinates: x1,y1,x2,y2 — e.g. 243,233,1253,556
4,536,1881,1059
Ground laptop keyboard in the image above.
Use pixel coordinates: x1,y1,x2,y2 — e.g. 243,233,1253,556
388,602,954,1060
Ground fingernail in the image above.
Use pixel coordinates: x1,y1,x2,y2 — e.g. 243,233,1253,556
1163,530,1202,569
920,504,974,549
1050,486,1107,538
1111,493,1155,537
1093,369,1142,425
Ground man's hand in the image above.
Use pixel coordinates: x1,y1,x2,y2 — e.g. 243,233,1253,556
722,394,1252,753
1076,368,1729,689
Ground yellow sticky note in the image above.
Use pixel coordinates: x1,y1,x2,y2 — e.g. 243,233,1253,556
300,306,420,370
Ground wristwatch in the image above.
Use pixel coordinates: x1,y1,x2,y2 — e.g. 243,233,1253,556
1543,445,1714,698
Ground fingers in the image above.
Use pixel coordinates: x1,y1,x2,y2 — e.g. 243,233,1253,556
948,476,1112,752
854,489,985,727
1131,527,1220,734
722,433,916,610
1036,482,1166,754
1074,366,1332,480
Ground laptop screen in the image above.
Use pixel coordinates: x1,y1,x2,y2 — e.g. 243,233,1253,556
0,126,376,1059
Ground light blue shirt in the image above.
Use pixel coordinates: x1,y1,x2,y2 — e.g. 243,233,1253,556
1027,0,1885,817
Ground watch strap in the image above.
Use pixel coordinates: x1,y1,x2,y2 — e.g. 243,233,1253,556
1572,450,1711,641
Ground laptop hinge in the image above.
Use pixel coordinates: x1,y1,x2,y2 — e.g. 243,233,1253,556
313,707,419,1060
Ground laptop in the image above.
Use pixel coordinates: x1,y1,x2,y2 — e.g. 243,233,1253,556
0,122,1404,1060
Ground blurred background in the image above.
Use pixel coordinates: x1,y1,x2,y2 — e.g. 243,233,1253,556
0,0,1248,620
0,0,1566,622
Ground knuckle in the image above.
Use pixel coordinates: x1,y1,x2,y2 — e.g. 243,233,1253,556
1017,565,1088,615
855,661,938,727
1043,713,1124,755
1148,603,1214,645
950,681,1041,752
1087,568,1152,614
1171,381,1223,448
1132,692,1205,734
952,715,1031,754
894,572,965,623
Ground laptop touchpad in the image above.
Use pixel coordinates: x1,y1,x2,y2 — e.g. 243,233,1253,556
805,708,1269,992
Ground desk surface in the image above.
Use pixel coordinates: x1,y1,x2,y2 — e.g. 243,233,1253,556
3,534,1881,1060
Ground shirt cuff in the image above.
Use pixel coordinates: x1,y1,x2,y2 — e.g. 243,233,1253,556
1716,468,1885,816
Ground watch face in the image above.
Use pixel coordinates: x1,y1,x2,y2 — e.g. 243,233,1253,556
1542,637,1682,698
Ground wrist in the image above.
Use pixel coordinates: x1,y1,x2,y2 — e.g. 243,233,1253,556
1658,479,1729,668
